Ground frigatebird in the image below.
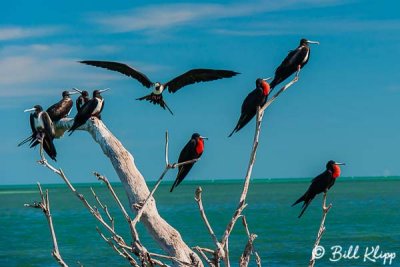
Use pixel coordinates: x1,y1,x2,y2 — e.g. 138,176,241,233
46,90,78,122
270,38,319,90
68,89,109,135
18,105,57,161
79,60,239,115
292,160,345,218
228,78,271,137
73,88,90,112
170,133,207,192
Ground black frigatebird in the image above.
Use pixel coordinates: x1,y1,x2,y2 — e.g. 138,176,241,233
270,38,319,90
292,160,345,218
79,60,239,115
170,133,207,192
68,89,109,135
46,90,79,122
228,78,271,137
73,88,90,112
18,105,57,161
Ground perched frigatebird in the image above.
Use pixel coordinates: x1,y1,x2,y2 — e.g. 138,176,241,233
228,78,271,137
170,133,207,192
292,160,345,218
79,60,239,115
47,90,79,122
68,89,109,135
73,88,90,112
18,105,57,161
269,38,319,90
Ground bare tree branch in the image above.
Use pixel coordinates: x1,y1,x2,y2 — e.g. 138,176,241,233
220,73,300,264
90,187,114,229
309,192,332,267
194,187,224,260
239,216,261,267
24,183,68,267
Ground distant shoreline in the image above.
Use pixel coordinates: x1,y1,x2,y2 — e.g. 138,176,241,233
1,176,399,188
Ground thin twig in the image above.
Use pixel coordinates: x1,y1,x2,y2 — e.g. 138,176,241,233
193,247,215,267
91,187,114,229
309,192,332,267
24,182,68,267
195,187,225,259
242,215,261,267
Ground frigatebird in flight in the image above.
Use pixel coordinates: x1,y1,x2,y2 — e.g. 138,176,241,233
228,78,271,137
18,105,57,161
68,89,109,135
270,38,319,90
292,160,345,218
170,133,207,192
79,60,239,115
72,88,90,112
46,90,79,122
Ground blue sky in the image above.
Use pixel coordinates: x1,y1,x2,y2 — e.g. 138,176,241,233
1,0,399,184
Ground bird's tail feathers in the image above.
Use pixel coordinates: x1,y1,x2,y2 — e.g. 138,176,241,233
292,193,306,207
18,136,33,147
137,94,174,115
298,201,311,218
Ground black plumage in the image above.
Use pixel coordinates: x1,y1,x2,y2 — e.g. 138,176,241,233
292,160,345,218
18,105,57,161
47,91,77,122
68,89,108,135
270,38,319,90
79,60,239,114
74,89,90,112
229,78,271,137
170,133,207,192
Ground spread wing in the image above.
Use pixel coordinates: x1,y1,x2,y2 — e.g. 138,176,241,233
166,69,239,93
79,60,153,88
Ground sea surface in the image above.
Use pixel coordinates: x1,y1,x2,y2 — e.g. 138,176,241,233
0,178,399,267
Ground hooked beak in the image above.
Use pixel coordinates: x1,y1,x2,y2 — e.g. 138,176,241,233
307,40,320,45
334,162,346,166
98,88,110,93
68,90,79,95
72,87,83,93
200,136,208,140
263,77,272,81
24,108,36,113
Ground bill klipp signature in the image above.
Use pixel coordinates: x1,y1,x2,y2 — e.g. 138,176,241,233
314,245,396,265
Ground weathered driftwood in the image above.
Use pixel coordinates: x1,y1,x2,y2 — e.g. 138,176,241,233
309,192,332,267
53,118,202,266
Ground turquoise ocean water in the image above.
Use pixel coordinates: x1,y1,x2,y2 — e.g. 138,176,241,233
0,178,399,266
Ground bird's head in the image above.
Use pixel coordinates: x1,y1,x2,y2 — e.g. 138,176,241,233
192,133,208,141
326,160,345,179
93,88,110,97
82,90,89,97
300,38,320,46
256,78,271,96
24,105,43,114
72,88,89,97
62,90,79,98
154,82,164,92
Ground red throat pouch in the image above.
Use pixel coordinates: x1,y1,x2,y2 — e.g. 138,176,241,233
196,138,204,154
262,81,270,96
332,165,341,178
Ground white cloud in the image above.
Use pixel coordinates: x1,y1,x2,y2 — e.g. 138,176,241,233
0,44,169,98
90,0,346,33
0,26,63,41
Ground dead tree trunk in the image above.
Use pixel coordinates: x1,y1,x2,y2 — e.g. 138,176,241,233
56,118,202,266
